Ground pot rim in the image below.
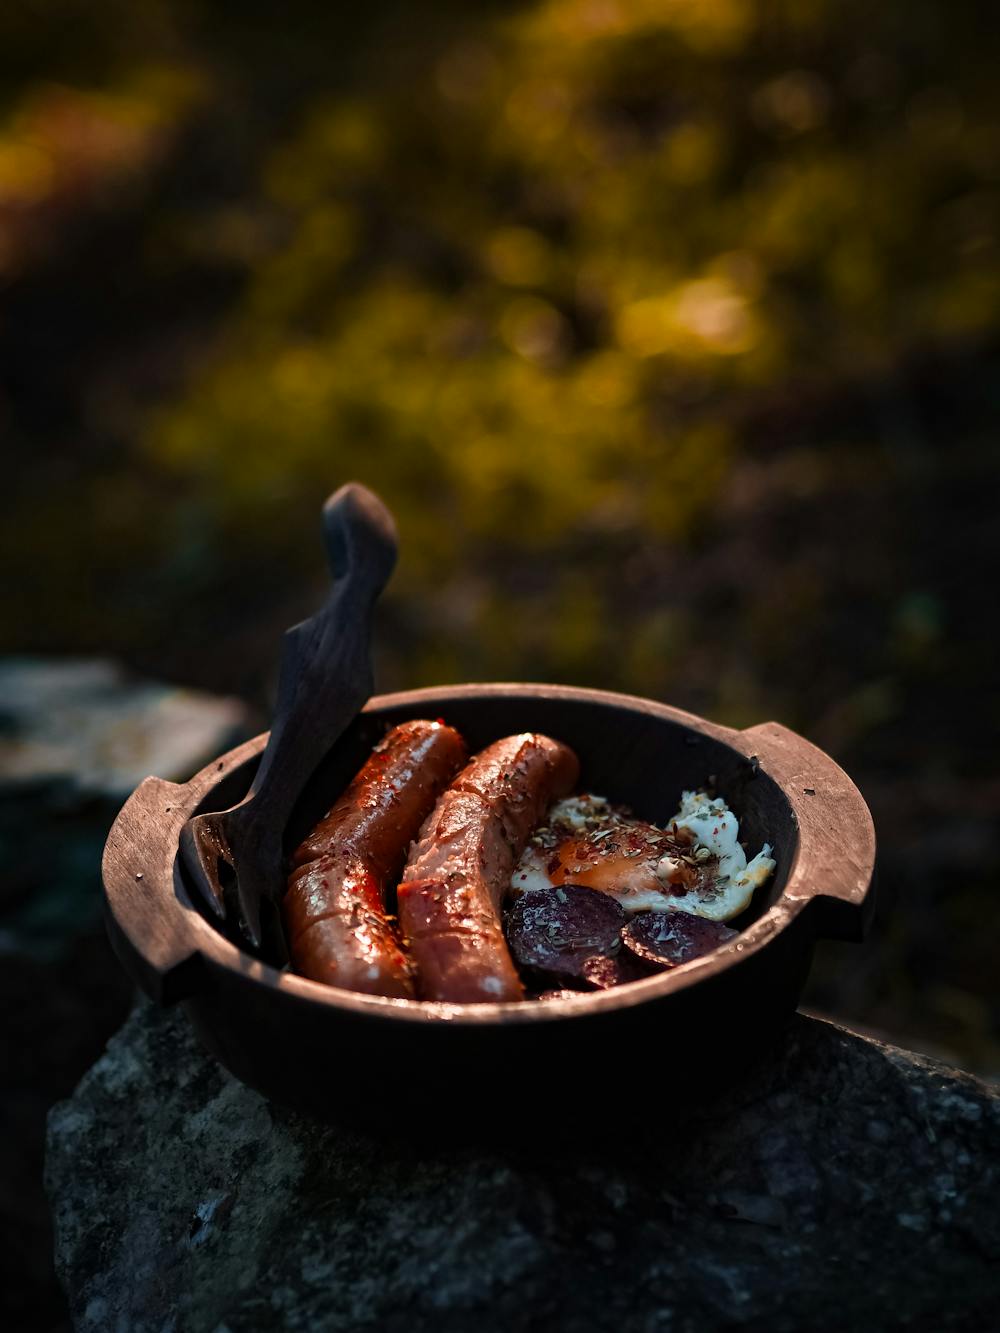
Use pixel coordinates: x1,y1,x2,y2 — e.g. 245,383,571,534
103,682,876,1025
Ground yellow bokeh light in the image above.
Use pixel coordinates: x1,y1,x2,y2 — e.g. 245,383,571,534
616,279,757,358
499,296,570,365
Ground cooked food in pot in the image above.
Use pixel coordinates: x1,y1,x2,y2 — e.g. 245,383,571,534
283,721,775,1002
511,791,775,920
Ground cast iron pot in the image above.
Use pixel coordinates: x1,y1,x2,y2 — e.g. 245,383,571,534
104,683,876,1125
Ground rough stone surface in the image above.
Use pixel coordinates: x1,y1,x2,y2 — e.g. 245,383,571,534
0,657,248,804
46,1001,999,1332
2,659,251,1329
0,657,250,957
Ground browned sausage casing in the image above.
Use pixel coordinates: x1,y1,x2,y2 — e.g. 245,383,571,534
398,733,580,1003
284,719,467,997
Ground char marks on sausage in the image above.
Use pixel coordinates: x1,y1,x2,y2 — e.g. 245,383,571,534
284,719,467,998
398,733,580,1003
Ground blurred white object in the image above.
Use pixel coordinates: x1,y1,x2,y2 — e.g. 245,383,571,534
0,657,249,800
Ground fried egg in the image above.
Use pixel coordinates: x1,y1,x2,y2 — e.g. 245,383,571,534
510,790,775,922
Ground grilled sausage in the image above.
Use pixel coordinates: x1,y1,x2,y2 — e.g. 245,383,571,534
398,733,580,1002
284,719,467,997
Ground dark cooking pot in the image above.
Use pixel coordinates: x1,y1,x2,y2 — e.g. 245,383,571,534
103,683,875,1124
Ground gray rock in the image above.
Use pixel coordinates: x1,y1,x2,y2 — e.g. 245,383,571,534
0,658,250,956
0,657,248,802
46,1002,1000,1332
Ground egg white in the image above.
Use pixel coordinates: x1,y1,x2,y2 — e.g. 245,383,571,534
509,790,775,922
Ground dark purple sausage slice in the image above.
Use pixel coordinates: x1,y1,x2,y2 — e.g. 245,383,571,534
506,884,626,979
579,952,648,989
621,910,737,970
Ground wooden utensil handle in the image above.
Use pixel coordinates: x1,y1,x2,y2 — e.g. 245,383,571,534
322,481,398,589
230,483,398,844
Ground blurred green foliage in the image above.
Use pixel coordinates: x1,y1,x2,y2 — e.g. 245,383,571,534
4,0,999,700
141,0,999,692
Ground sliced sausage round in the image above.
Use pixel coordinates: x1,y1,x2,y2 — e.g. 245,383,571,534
506,884,626,980
621,909,737,971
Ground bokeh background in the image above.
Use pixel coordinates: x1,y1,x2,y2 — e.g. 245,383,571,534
3,0,999,1325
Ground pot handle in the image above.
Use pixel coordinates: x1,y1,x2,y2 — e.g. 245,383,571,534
739,722,877,942
102,764,259,1005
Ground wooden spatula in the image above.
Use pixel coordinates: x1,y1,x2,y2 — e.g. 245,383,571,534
179,482,397,952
